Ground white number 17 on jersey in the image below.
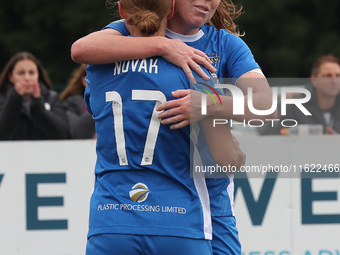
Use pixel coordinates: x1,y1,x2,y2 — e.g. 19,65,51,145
105,90,166,166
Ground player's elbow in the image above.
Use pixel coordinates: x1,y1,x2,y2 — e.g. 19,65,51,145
213,155,237,169
71,40,85,63
214,150,246,172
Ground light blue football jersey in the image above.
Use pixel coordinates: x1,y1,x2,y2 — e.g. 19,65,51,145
85,57,212,240
104,21,258,217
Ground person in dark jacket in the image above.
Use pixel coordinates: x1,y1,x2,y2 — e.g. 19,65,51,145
0,52,68,140
282,54,340,134
60,64,95,139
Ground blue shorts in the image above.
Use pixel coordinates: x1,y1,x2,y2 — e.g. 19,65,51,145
211,216,241,255
86,234,212,255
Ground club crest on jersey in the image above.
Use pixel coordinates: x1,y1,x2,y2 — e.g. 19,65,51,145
129,183,150,203
206,53,220,67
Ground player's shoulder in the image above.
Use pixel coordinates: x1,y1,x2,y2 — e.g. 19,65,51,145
201,25,233,37
201,24,219,37
105,19,125,27
103,19,128,35
202,25,243,44
217,29,244,44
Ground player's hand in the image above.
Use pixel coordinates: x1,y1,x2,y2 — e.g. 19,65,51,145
156,89,204,129
161,39,216,84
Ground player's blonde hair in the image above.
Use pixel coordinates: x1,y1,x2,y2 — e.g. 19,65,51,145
208,0,243,36
119,0,172,35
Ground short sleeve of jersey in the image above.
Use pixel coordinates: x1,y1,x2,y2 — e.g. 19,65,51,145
104,19,129,36
220,31,260,79
194,25,260,81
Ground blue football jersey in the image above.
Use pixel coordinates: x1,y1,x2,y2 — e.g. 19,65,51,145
85,57,212,240
104,21,257,217
165,25,260,80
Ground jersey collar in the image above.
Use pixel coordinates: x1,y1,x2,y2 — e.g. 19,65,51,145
165,28,204,42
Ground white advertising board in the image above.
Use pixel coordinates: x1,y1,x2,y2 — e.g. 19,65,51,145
0,140,96,255
235,136,340,255
0,137,339,254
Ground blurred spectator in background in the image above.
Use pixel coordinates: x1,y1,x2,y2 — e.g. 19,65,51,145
60,64,95,139
0,52,68,140
280,54,340,135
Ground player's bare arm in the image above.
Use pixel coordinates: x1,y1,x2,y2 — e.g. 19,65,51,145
71,28,215,84
201,117,246,172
